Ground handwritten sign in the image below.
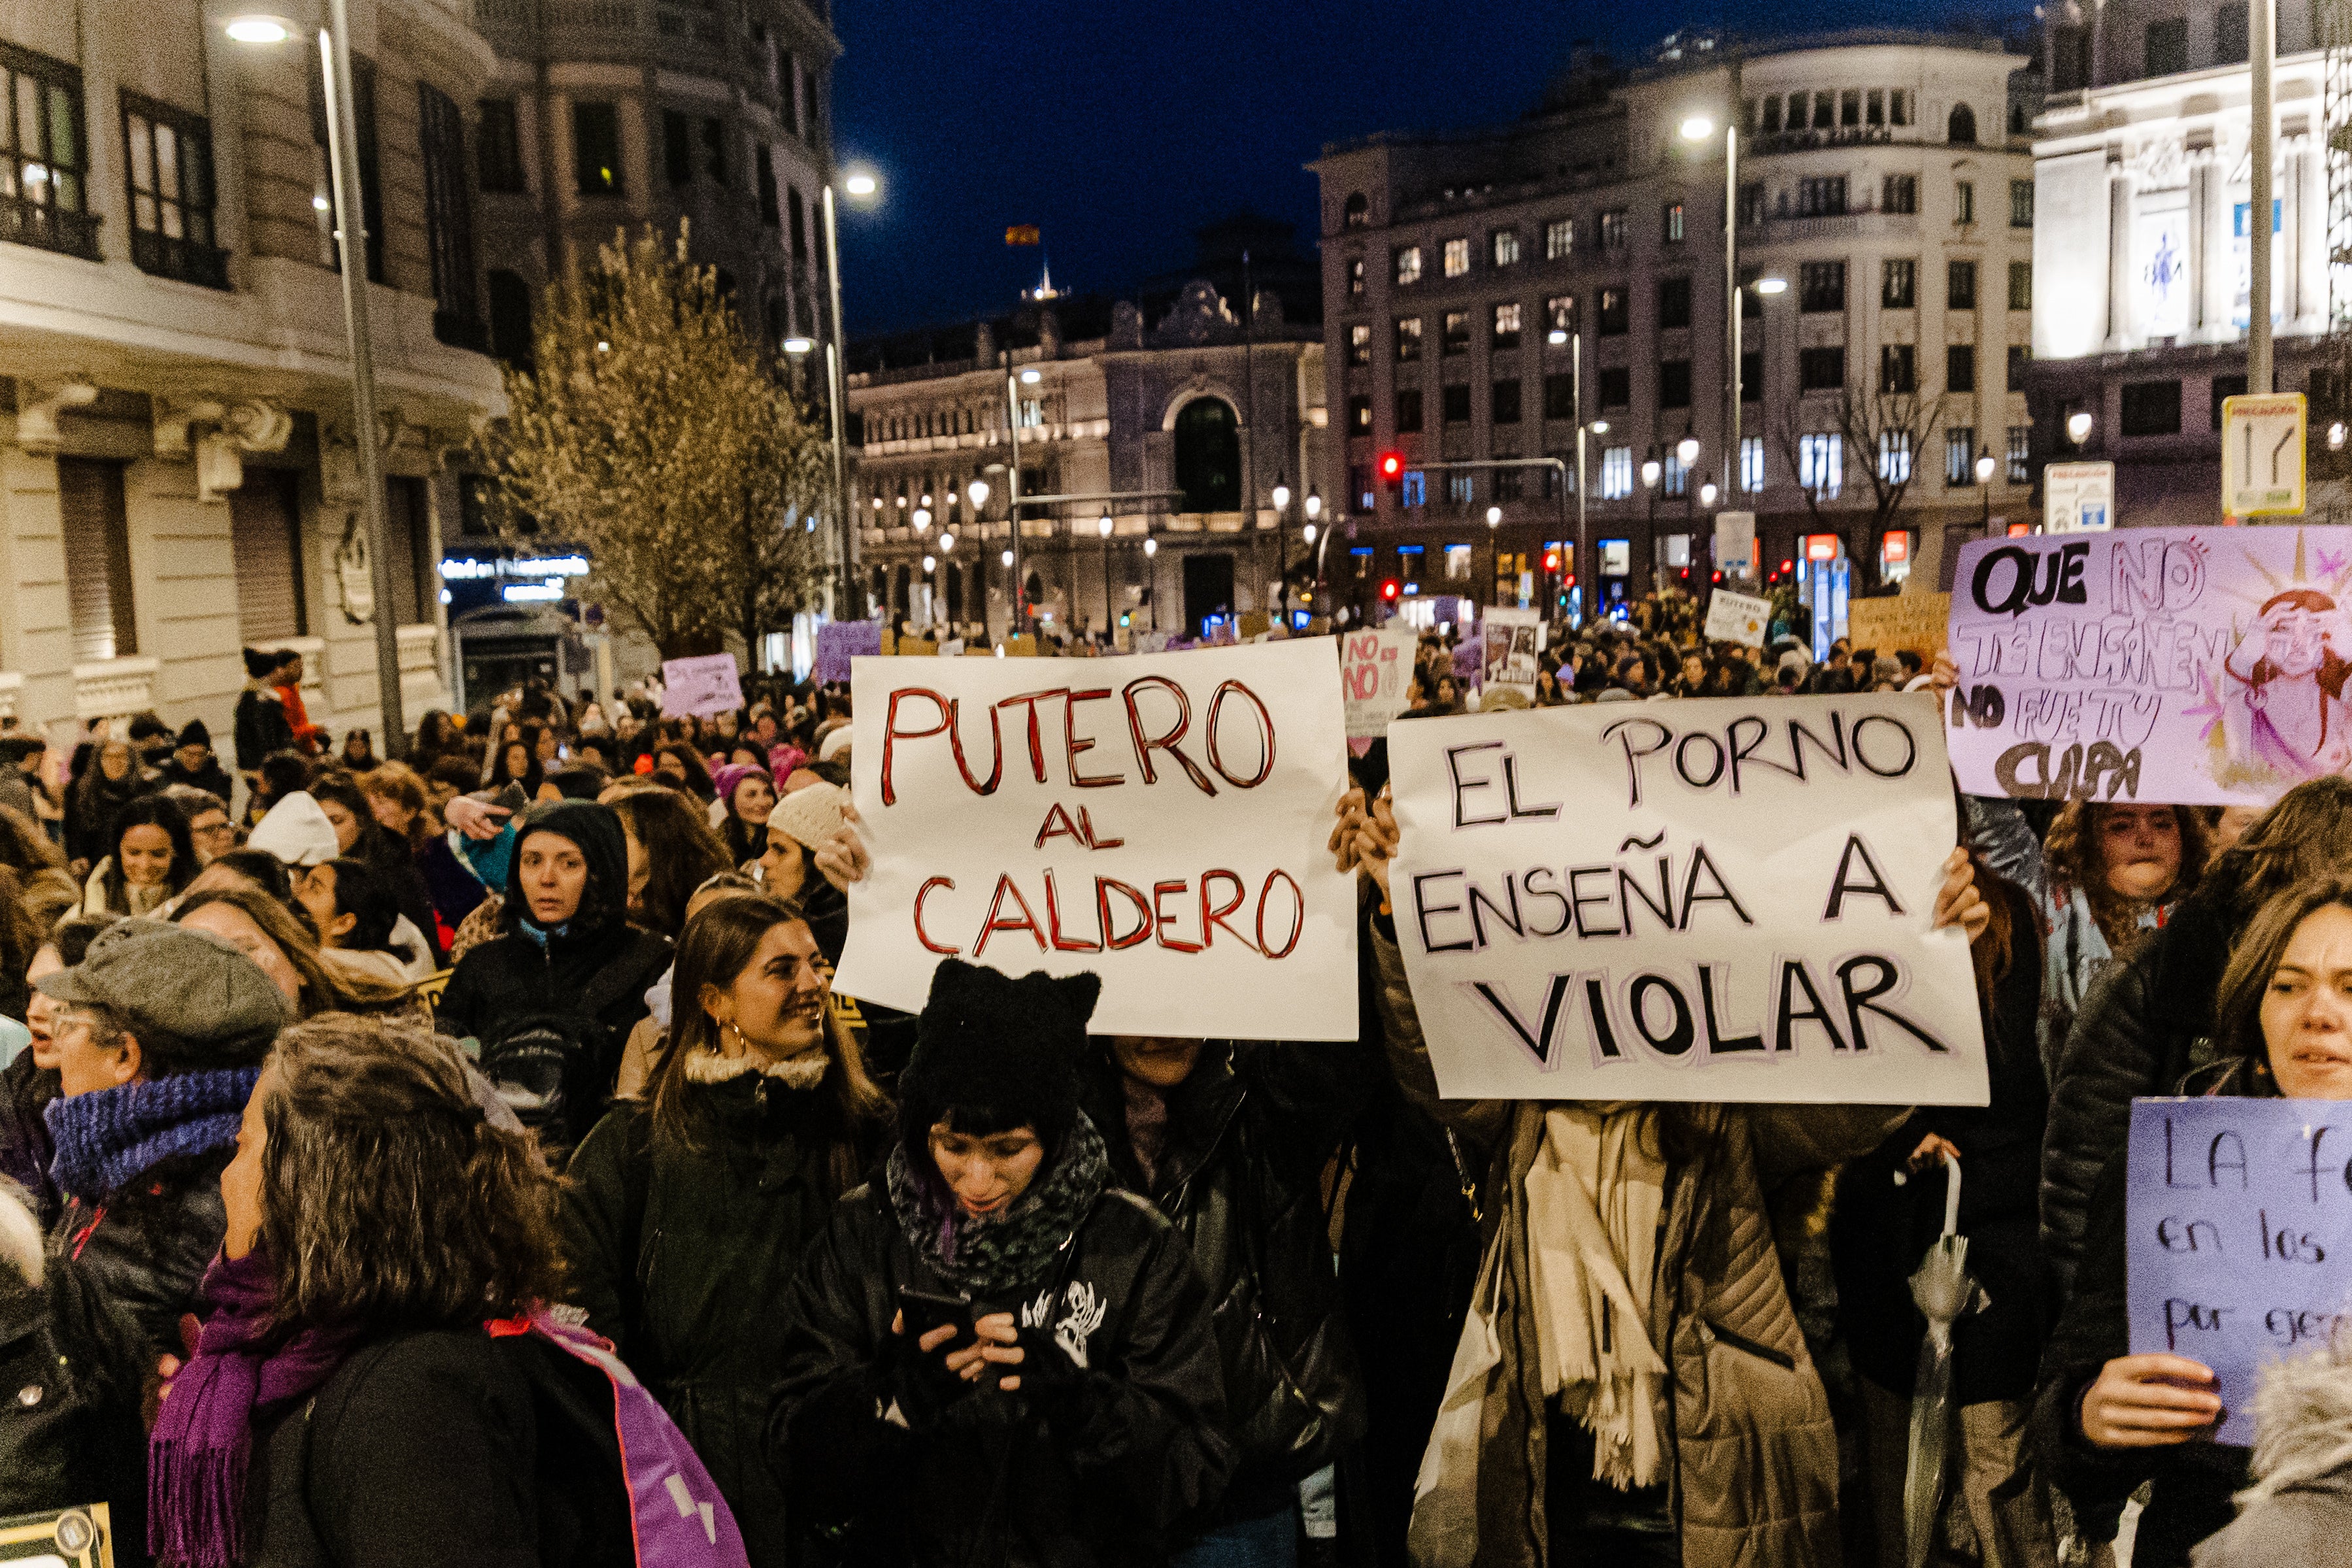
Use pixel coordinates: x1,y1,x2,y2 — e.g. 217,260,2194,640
1341,627,1417,739
660,654,744,718
1704,588,1771,648
2126,1097,2352,1445
1481,609,1543,694
1386,693,1987,1103
815,621,881,685
1847,592,1950,659
1947,527,2352,805
833,641,1356,1039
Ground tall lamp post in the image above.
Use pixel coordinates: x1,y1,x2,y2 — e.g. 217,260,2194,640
813,167,877,615
1681,51,1741,505
226,5,406,754
1976,446,1997,529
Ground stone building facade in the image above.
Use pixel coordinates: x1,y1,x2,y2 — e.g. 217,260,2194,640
0,0,495,759
1313,32,2038,618
847,286,1327,644
2026,0,2335,525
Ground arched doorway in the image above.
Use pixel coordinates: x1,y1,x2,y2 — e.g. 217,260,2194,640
1947,103,1976,145
1173,397,1241,512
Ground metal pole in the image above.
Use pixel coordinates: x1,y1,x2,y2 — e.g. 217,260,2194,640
1240,251,1257,619
820,184,854,612
1004,350,1024,642
318,5,404,757
1574,329,1587,626
1724,63,1741,503
2253,0,2277,392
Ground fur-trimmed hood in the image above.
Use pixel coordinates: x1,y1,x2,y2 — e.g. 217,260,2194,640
2242,1341,2352,1507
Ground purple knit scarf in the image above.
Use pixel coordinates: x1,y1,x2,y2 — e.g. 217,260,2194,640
148,1246,360,1568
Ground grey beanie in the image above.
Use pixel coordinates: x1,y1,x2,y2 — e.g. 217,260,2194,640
38,921,292,1071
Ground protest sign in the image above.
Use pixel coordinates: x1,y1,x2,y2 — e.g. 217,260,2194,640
1451,639,1481,682
1341,626,1417,739
659,654,743,718
833,640,1356,1039
1704,588,1770,648
2125,1096,2352,1445
815,620,882,684
1481,609,1543,693
1847,592,1950,659
1385,693,1987,1103
1946,527,2352,805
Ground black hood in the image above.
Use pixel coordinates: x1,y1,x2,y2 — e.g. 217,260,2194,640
505,799,631,942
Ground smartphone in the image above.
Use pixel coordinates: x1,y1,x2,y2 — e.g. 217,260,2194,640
898,1285,973,1346
490,782,529,814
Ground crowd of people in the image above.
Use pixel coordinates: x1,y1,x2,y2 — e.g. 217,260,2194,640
0,609,2345,1568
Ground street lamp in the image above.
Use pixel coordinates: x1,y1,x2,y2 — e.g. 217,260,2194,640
822,165,883,612
781,335,815,356
1486,505,1502,527
967,478,990,509
1271,475,1291,512
1754,276,1789,296
939,531,956,552
1976,445,1997,527
2067,409,2095,447
1304,487,1322,522
1677,433,1701,467
912,507,932,532
1684,82,1744,510
227,5,407,755
1700,482,1719,507
1303,522,1318,547
1000,548,1014,568
1641,456,1663,488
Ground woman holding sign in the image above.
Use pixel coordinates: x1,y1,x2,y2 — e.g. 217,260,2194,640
1341,784,1991,1568
2036,876,2352,1568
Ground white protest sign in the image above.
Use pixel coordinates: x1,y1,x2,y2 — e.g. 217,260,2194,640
834,641,1356,1039
1386,693,1987,1103
2222,393,2307,518
1704,588,1770,648
2045,462,2115,534
660,653,744,718
1481,608,1543,693
1946,526,2352,805
1340,627,1416,739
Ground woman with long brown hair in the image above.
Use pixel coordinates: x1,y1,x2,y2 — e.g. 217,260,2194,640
171,885,420,1021
2034,799,2210,1065
607,786,733,940
561,893,889,1568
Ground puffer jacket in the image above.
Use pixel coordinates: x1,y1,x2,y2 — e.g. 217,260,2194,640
1075,1037,1371,1520
433,800,671,1099
768,1178,1232,1567
1371,926,1903,1568
2040,869,2244,1299
560,1057,886,1568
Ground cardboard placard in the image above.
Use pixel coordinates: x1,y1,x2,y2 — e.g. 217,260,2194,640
659,654,743,718
1947,527,2352,804
815,621,882,685
833,641,1357,1039
1847,593,1951,659
1386,693,1987,1103
1481,609,1543,693
2126,1096,2352,1446
1340,627,1417,740
1704,588,1771,648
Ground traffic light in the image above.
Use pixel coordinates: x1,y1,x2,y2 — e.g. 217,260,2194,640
1378,451,1405,482
1543,550,1560,573
1381,578,1402,601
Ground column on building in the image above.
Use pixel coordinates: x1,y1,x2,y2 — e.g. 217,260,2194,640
2190,141,2232,341
2106,156,2138,352
2294,123,2328,331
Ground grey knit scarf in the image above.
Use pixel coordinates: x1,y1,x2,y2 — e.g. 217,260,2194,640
885,1112,1108,1298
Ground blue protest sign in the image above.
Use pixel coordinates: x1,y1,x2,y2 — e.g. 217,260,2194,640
816,620,881,685
2126,1096,2352,1444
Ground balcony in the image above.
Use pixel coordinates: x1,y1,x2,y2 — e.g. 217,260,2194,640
0,197,99,262
130,229,229,290
73,657,158,722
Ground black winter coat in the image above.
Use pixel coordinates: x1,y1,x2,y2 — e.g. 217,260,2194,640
233,683,294,773
2041,876,2241,1298
0,1050,58,1225
1075,1040,1369,1520
52,1144,232,1360
241,1329,635,1567
433,801,671,1103
1836,877,2052,1405
2036,1118,2249,1563
769,1180,1233,1567
156,756,234,803
561,1070,883,1568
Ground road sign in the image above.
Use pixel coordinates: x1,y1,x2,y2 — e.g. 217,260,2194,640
2044,461,2115,533
1713,510,1756,575
2221,392,2306,516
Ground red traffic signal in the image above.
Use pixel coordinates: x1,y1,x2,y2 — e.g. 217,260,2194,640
1381,578,1402,601
1543,550,1560,572
1377,451,1405,481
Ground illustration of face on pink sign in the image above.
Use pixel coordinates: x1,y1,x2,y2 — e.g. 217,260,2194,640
2223,588,2352,782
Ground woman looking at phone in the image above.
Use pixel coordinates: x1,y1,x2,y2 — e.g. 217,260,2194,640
2037,876,2352,1567
769,958,1232,1565
560,893,889,1568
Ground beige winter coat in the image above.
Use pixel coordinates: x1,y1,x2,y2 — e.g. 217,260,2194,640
1371,926,1903,1568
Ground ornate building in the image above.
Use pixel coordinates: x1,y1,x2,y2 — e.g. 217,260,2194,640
1313,31,2038,614
847,282,1326,643
2026,0,2334,524
0,0,494,750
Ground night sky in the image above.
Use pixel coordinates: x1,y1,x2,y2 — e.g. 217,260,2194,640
830,0,2033,337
